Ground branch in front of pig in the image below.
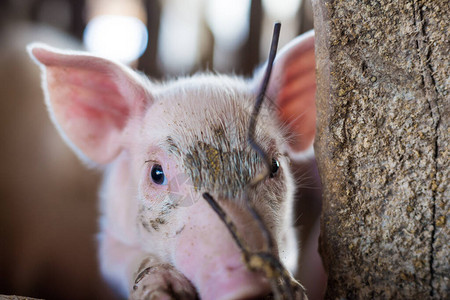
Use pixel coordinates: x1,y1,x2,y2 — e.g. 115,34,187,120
202,193,306,300
203,23,307,300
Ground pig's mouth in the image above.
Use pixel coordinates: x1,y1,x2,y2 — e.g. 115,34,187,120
200,23,306,300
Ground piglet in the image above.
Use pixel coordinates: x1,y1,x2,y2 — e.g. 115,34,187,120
27,29,316,300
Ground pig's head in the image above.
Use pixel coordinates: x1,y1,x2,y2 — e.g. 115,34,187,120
28,30,315,300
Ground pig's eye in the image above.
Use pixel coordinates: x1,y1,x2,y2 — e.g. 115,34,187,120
150,164,168,185
270,158,280,178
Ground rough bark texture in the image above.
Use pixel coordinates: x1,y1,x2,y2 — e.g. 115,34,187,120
312,0,448,298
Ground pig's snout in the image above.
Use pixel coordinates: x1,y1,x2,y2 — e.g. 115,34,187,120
171,197,272,300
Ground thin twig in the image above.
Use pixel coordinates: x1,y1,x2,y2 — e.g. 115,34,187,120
244,22,282,253
202,192,245,252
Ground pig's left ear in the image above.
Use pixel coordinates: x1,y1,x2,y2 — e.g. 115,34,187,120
253,30,316,160
27,44,150,165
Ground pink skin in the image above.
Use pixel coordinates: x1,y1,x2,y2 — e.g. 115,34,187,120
172,198,271,300
27,30,318,299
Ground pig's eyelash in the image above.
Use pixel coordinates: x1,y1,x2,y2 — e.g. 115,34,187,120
203,23,306,300
144,159,159,165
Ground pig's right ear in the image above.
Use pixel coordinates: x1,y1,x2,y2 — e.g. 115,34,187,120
27,44,150,165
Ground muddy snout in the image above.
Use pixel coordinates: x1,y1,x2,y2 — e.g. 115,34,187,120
170,196,273,300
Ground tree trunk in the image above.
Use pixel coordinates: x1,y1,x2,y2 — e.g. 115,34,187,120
312,0,448,298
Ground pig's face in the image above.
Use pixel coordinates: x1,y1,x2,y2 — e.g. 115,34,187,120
131,75,295,256
28,30,315,299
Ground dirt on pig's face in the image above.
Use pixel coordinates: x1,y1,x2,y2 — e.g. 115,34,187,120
130,74,295,261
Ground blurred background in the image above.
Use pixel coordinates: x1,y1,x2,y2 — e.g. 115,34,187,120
0,0,316,299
